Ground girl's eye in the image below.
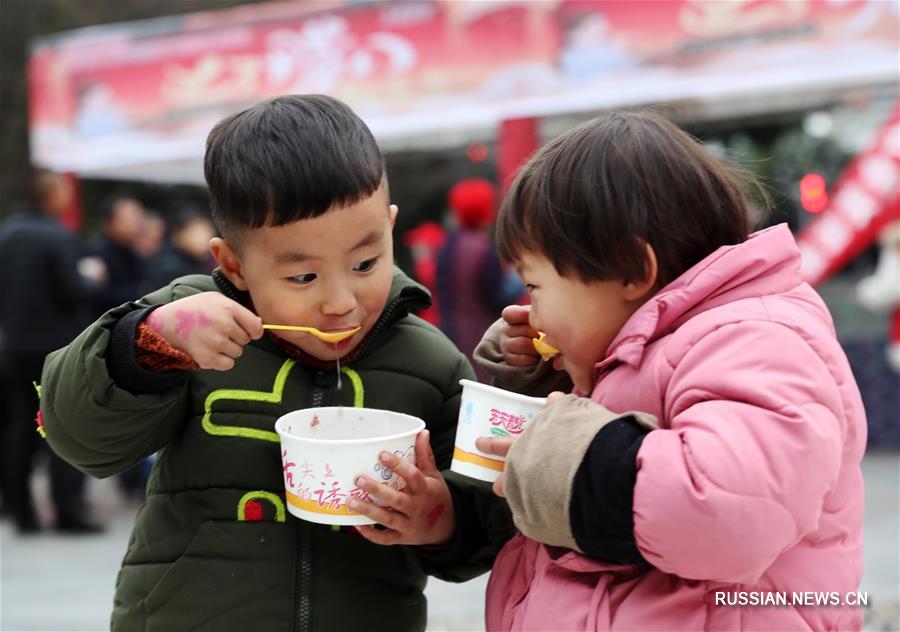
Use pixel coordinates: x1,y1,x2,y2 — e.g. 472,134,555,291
290,273,317,285
524,284,537,293
353,257,378,273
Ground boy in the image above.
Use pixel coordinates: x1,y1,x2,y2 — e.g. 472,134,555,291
40,95,512,631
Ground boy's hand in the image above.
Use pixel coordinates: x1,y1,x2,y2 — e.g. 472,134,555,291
499,305,540,367
349,430,455,546
146,292,264,371
475,391,566,497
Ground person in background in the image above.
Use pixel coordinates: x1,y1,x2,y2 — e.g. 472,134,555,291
90,195,149,501
403,220,446,327
134,210,166,259
436,178,524,382
0,168,105,534
144,207,216,293
91,195,146,315
0,354,9,516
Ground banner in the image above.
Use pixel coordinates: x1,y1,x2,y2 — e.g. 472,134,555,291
28,0,900,182
796,104,900,286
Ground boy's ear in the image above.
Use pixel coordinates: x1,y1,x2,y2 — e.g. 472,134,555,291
210,237,249,291
623,240,658,302
389,204,399,227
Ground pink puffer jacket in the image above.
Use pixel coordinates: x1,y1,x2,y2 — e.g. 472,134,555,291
486,224,866,631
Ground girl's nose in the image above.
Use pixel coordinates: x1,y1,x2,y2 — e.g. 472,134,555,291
528,308,540,332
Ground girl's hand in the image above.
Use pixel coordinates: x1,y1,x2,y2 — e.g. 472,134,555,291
475,391,566,497
474,436,515,497
146,292,264,371
499,305,540,367
350,430,455,546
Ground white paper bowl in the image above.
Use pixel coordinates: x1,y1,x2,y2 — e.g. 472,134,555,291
275,407,425,525
450,379,547,482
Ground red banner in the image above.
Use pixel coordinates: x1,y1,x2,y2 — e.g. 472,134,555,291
28,0,900,181
796,103,900,286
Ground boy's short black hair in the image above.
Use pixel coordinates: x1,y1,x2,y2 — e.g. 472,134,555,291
204,94,385,245
497,111,766,287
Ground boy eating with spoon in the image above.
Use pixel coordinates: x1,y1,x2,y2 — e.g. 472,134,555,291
39,94,513,631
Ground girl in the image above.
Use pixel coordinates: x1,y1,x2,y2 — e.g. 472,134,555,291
473,112,866,631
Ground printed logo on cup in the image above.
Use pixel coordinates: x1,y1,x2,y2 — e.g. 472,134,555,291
488,408,527,437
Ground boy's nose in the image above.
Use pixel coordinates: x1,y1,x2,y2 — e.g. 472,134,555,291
321,285,357,316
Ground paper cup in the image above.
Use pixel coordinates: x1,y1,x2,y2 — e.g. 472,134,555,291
450,379,547,482
275,407,425,525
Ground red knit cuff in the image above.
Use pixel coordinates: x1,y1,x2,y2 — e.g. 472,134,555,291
135,322,199,372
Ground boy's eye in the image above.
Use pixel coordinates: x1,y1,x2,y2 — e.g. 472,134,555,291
353,257,378,273
524,284,537,293
290,273,317,285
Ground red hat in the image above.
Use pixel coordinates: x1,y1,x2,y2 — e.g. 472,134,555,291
448,178,496,229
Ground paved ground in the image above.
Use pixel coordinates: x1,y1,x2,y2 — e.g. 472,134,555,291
1,450,897,632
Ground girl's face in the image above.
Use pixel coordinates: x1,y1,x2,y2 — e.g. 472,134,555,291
517,251,647,393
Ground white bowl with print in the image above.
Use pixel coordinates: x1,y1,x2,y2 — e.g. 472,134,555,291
275,407,425,525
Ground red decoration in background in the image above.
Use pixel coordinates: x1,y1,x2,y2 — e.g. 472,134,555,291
466,142,490,163
796,103,900,286
800,173,829,214
498,117,539,193
60,173,81,232
403,221,446,326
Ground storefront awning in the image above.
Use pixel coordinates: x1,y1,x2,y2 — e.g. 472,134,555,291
28,0,899,184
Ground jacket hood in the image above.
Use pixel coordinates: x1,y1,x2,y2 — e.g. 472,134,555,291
601,224,808,371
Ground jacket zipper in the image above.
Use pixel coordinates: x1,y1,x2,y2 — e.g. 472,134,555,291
212,269,427,631
296,369,333,632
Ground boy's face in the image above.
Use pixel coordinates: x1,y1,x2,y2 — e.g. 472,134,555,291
516,251,642,393
213,185,397,361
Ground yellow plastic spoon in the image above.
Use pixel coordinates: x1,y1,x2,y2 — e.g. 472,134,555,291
262,324,361,344
533,332,560,361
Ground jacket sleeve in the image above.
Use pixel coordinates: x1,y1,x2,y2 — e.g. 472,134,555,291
502,395,657,555
633,321,845,584
415,352,516,582
40,281,202,479
473,318,573,397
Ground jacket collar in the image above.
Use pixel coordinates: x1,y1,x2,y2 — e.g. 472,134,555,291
593,224,804,378
212,266,431,368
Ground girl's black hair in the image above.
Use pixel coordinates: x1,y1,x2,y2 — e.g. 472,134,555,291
497,111,767,286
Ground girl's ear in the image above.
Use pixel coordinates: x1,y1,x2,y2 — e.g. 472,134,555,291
210,237,249,291
623,240,658,302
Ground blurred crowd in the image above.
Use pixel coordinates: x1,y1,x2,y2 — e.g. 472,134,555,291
0,168,216,535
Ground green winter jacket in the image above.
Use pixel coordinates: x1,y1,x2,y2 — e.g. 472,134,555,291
41,268,513,632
